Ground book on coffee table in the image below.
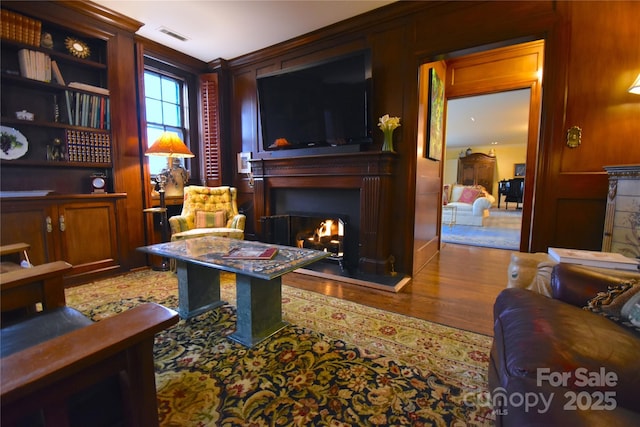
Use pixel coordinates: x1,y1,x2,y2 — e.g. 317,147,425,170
548,247,640,271
223,247,278,260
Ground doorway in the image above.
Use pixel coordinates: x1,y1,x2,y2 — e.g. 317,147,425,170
412,39,544,274
441,89,530,250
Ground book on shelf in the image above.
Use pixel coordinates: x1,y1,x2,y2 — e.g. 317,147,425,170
64,90,110,129
51,60,65,85
65,129,112,163
223,247,278,260
68,82,110,96
17,49,51,82
548,247,640,272
1,8,41,46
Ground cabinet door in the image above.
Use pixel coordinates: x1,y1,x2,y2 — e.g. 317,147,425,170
475,163,494,194
57,201,119,274
459,163,476,186
0,201,56,265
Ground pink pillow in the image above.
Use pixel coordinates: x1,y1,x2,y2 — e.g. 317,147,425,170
458,187,481,203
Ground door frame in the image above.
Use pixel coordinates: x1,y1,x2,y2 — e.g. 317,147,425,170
438,40,544,252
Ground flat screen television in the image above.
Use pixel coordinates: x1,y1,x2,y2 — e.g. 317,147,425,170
257,50,372,155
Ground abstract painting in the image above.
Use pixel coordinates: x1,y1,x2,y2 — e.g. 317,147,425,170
427,67,444,161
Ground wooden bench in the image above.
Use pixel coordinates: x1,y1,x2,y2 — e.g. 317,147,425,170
1,260,70,315
1,259,178,427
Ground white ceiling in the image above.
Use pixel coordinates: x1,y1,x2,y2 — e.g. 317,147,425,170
445,89,531,149
92,0,530,150
92,0,395,62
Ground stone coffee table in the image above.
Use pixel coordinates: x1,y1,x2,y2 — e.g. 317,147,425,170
138,236,328,347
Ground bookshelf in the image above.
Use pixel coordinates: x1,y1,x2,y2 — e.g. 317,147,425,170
0,7,112,194
0,4,130,285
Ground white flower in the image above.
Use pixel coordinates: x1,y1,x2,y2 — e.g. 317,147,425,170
377,114,401,132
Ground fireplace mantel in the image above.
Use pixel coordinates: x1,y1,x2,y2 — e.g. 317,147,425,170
251,152,397,275
252,151,395,177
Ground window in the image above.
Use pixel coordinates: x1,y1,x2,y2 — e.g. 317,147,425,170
144,70,189,175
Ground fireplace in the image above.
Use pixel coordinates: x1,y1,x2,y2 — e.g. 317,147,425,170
262,213,351,270
252,152,396,276
261,186,360,271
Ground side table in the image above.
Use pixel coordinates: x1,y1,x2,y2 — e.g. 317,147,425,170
442,204,457,227
143,207,170,271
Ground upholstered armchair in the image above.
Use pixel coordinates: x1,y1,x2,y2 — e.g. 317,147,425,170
168,185,245,241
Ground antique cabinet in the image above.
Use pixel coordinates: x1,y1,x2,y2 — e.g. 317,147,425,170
457,152,496,195
0,194,126,285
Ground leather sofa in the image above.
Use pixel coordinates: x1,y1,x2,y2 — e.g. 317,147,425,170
490,264,640,426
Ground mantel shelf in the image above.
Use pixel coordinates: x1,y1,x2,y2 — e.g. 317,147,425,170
252,151,396,178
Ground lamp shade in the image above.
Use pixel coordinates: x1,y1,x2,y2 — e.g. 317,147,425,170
145,131,194,158
629,73,640,95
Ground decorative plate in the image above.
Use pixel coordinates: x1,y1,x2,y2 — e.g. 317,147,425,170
0,126,28,160
65,36,91,59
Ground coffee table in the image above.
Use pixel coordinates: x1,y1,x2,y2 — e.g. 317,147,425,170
138,236,328,347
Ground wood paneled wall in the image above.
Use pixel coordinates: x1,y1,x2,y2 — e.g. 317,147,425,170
31,1,636,276
532,0,640,251
220,0,640,275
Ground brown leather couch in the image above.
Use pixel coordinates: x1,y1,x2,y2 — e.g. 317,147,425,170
490,264,640,426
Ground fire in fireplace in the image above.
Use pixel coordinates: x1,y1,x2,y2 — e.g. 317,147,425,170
295,218,344,259
261,214,350,270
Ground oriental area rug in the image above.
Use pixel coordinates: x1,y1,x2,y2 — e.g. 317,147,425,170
67,270,495,426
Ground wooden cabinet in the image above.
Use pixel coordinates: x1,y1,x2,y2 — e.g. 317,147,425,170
457,153,496,195
0,194,126,285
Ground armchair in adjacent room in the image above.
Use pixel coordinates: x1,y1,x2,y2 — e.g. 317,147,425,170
168,185,246,241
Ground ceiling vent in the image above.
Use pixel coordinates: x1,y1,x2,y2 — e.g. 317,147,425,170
158,26,189,42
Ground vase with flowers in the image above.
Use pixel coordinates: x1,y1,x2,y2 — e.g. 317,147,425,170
378,114,401,153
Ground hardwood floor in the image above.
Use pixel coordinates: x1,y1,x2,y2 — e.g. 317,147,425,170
283,243,512,336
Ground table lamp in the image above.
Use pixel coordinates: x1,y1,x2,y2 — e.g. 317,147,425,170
145,131,194,270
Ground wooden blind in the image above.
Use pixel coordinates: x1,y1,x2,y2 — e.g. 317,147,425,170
200,73,221,186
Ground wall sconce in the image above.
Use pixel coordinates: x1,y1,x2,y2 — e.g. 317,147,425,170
629,73,640,94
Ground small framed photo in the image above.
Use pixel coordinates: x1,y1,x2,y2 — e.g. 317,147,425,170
514,163,526,177
237,152,251,174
